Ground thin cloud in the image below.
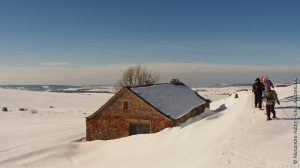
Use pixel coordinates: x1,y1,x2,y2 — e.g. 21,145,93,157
40,62,68,66
0,63,299,86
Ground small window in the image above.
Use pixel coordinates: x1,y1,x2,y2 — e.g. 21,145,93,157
123,101,129,110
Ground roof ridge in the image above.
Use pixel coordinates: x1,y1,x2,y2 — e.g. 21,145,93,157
127,82,186,89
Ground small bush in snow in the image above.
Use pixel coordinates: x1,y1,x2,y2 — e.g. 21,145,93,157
234,93,239,99
19,108,28,111
30,109,38,114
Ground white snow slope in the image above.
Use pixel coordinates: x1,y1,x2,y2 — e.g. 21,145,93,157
0,85,299,168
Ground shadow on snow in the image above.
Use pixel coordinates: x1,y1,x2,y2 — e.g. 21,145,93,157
179,104,227,127
280,96,300,102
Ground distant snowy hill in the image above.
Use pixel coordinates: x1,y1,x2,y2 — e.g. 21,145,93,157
211,83,291,88
212,83,252,87
0,85,116,93
0,85,76,91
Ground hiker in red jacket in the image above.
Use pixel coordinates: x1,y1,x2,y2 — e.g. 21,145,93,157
260,75,274,89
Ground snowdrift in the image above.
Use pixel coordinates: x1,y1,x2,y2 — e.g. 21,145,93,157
0,85,299,168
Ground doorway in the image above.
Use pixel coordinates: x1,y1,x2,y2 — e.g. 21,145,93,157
129,123,150,135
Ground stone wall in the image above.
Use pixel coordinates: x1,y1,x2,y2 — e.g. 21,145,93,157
86,88,175,141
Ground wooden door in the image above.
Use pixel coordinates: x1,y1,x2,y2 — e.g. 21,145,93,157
129,123,150,135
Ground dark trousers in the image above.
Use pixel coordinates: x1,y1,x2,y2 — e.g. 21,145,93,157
254,93,262,109
266,104,276,119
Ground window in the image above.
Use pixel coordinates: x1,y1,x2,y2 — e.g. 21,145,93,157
123,101,129,110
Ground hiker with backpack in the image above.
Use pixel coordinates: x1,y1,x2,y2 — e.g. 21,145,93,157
263,87,280,121
252,78,265,109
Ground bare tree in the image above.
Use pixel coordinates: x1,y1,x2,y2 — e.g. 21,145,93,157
118,64,160,87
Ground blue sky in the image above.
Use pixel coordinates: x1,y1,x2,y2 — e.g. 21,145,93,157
0,0,299,86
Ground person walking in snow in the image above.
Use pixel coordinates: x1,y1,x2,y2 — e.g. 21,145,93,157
263,87,280,121
260,76,274,89
252,78,265,109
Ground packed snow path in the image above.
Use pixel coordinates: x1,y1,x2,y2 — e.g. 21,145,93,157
0,85,299,168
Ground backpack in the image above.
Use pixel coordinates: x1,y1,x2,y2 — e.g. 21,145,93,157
264,90,277,105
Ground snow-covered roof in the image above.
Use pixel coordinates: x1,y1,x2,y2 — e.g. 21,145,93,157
130,83,207,119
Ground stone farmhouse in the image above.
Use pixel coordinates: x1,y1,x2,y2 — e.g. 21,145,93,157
86,83,210,141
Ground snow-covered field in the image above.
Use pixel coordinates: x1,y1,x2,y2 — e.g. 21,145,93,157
0,85,299,168
0,89,113,165
195,86,250,101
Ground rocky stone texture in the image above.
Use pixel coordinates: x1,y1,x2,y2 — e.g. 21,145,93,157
86,88,175,141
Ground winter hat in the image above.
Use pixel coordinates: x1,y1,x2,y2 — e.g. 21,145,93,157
255,78,260,82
